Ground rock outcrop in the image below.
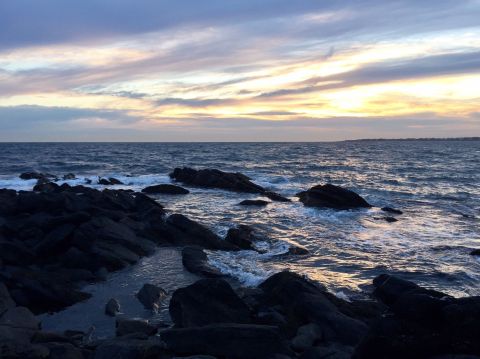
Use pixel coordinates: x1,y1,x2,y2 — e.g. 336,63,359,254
297,184,372,210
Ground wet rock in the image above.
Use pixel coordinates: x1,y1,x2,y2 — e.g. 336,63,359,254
31,331,74,344
259,271,368,345
225,225,256,250
287,245,309,255
470,249,480,256
264,191,291,202
381,207,403,215
291,323,323,352
0,283,15,314
63,173,76,180
116,317,157,337
169,278,252,327
105,298,121,316
238,199,270,206
33,181,61,193
297,184,371,210
98,178,111,185
20,172,57,181
108,177,124,185
161,323,293,359
164,214,238,250
136,284,167,311
182,246,224,278
43,342,84,359
170,167,265,193
142,184,190,195
384,216,398,223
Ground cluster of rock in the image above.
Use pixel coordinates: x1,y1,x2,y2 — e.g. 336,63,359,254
4,167,460,358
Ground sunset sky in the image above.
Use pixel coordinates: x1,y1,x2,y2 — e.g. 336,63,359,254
1,1,479,141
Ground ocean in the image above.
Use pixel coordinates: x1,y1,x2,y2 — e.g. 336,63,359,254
1,141,479,335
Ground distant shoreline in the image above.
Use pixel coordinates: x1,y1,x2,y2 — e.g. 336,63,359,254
0,137,479,143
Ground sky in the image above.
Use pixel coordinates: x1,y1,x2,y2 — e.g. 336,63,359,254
0,1,479,141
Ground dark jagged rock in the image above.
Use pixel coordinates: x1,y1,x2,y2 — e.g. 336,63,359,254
161,323,293,359
297,184,372,210
105,298,121,317
142,184,190,195
136,284,167,311
354,274,480,358
238,199,270,206
63,173,76,180
98,177,123,185
384,216,398,223
225,225,256,250
470,249,480,256
33,181,60,193
287,245,309,255
170,167,264,193
182,246,224,277
381,207,403,215
163,214,239,250
108,177,124,185
258,271,368,345
169,278,252,328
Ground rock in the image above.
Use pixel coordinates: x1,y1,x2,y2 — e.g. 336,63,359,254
291,323,323,352
43,342,84,359
109,177,124,185
264,191,291,202
238,199,270,206
381,207,403,215
384,216,398,223
142,184,190,195
136,284,167,311
297,184,371,210
0,283,15,314
164,214,238,250
19,172,57,181
116,318,157,336
170,167,265,193
373,274,448,307
300,344,354,359
34,223,76,256
161,323,293,359
63,173,76,180
225,225,256,250
0,240,36,265
31,331,74,344
33,181,60,193
259,271,368,345
470,249,480,256
169,278,251,327
287,245,309,255
182,246,224,277
98,178,111,185
105,298,121,316
0,306,40,330
93,338,165,359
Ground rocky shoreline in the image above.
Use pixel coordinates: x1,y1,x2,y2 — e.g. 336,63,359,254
1,168,479,358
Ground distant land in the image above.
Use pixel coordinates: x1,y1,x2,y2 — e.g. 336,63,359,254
345,137,480,142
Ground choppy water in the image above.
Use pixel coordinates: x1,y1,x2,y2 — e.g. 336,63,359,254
1,141,479,316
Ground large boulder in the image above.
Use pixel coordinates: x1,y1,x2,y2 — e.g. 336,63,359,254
297,184,371,210
170,167,264,193
142,184,190,195
354,275,480,358
169,278,252,327
238,199,269,206
259,271,368,345
182,246,224,278
19,172,57,181
161,323,293,359
116,317,157,337
105,298,121,317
